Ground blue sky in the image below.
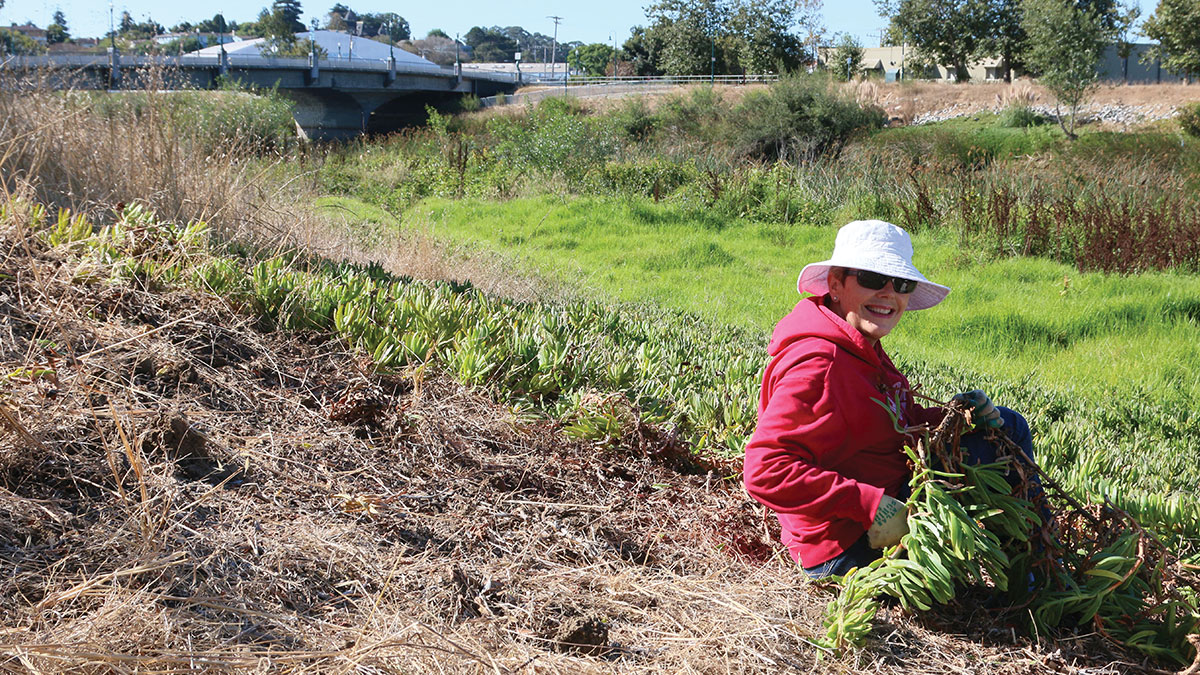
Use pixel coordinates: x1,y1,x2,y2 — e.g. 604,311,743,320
9,0,1155,46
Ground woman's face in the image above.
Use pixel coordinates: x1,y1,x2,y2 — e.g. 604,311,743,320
827,268,910,344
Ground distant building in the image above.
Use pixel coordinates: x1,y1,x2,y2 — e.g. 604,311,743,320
1099,43,1187,84
190,29,436,66
8,23,47,44
48,38,99,53
820,43,1186,84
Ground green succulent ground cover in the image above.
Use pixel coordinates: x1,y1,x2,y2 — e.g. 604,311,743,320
305,87,1200,547
323,192,1200,552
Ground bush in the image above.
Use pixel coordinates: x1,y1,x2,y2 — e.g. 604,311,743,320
486,99,616,181
583,158,696,199
78,89,296,154
458,95,482,113
998,103,1045,129
536,95,587,117
609,97,659,142
1179,103,1200,138
729,75,885,162
657,87,728,140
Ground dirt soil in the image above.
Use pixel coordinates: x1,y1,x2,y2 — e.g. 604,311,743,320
0,229,1181,672
507,80,1200,126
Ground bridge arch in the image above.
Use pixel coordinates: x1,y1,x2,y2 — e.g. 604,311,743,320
365,92,461,136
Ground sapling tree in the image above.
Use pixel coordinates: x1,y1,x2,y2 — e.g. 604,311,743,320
878,0,995,82
831,33,864,81
1020,0,1110,139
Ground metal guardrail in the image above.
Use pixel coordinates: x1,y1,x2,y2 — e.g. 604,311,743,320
0,53,518,84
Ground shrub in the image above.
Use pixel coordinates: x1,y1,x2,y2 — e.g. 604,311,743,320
486,100,616,181
729,75,886,162
609,96,659,142
458,95,482,113
582,158,696,199
657,87,728,140
1179,103,1200,138
536,95,587,117
998,103,1045,128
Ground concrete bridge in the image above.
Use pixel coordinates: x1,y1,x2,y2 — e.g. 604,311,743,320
1,52,519,140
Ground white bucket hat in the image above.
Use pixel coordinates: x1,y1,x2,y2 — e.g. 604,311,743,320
797,220,950,311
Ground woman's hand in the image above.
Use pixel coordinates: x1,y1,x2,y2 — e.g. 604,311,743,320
954,389,1004,429
867,494,909,549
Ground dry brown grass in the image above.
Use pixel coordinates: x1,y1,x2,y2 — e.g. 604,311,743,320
0,225,1156,673
0,71,1189,674
0,69,550,304
872,79,1200,119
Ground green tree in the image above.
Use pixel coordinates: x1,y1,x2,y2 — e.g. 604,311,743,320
881,0,995,82
0,27,44,54
1021,0,1110,139
569,42,615,76
728,0,805,74
427,28,449,39
326,4,350,31
621,26,663,74
358,12,409,41
464,26,519,61
990,0,1027,81
196,14,228,34
644,0,729,75
272,0,305,33
1114,3,1141,82
831,34,864,80
46,23,68,44
261,4,301,53
1141,0,1200,79
47,10,70,44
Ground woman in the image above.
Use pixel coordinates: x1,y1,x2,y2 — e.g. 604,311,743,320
742,219,1031,578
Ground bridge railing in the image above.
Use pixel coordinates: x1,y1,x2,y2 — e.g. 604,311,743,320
0,53,518,84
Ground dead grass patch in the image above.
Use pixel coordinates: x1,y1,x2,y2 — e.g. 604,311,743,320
0,213,1171,674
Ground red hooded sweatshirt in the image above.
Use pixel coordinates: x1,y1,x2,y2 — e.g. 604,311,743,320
743,295,943,568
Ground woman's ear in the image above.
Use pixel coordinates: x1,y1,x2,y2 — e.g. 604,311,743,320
827,268,846,301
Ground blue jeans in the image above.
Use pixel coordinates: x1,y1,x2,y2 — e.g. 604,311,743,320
802,407,1037,580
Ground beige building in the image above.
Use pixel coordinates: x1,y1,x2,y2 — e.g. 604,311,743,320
8,23,48,44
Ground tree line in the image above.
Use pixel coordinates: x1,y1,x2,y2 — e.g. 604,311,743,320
2,0,1197,85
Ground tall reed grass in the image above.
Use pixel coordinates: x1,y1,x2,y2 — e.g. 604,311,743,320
0,68,298,237
0,68,562,303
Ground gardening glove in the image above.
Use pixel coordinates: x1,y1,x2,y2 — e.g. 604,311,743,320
953,389,1004,429
867,494,908,549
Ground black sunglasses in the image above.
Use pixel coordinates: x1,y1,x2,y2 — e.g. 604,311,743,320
847,269,918,294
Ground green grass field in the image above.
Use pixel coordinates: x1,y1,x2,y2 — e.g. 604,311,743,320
326,193,1200,413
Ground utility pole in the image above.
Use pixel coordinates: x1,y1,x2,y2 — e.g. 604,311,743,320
610,33,616,78
548,15,562,80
